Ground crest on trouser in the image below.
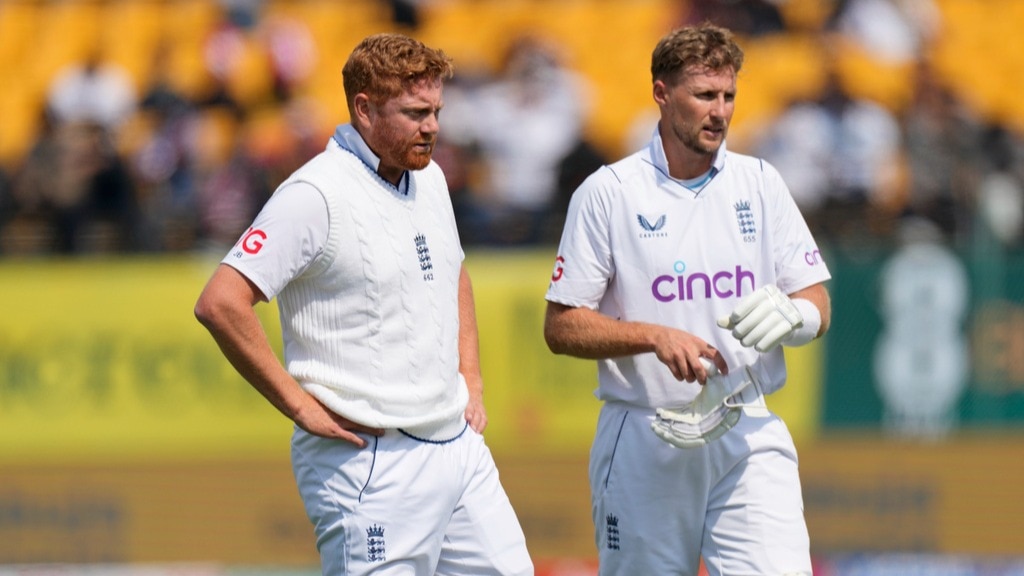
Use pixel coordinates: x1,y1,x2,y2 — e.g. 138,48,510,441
605,514,620,550
366,524,386,563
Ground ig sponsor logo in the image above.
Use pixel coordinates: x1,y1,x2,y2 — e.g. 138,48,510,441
234,227,267,257
551,256,565,282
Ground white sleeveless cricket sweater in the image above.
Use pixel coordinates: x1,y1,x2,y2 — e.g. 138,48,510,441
275,139,468,429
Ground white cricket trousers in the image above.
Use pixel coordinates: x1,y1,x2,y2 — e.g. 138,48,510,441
590,402,812,576
292,421,534,576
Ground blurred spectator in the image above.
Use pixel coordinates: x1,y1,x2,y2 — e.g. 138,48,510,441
194,116,270,251
824,0,940,64
976,126,1024,248
446,35,593,246
0,165,13,251
17,50,143,254
130,51,203,252
387,0,426,29
46,52,137,132
754,63,903,244
900,61,985,242
219,0,265,30
683,0,787,37
11,112,139,254
261,14,318,103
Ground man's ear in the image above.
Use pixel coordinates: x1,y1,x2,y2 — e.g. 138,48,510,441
652,79,668,106
352,93,372,126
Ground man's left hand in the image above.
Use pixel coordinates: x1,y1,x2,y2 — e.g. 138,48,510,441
718,284,803,353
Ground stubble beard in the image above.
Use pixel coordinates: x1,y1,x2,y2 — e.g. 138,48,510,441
678,122,725,157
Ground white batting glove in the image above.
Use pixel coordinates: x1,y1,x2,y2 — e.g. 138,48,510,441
650,359,743,449
717,284,803,353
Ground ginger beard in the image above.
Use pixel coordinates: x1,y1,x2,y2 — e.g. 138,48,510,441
367,78,443,176
372,113,435,172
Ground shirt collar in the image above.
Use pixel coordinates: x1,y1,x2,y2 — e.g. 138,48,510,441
331,123,410,194
649,125,728,181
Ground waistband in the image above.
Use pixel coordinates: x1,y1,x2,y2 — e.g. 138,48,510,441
397,416,468,444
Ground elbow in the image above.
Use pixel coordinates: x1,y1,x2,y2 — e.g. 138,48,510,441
543,321,569,356
543,302,576,355
194,298,213,330
193,292,223,332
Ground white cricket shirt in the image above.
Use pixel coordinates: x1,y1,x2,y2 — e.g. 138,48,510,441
546,129,831,408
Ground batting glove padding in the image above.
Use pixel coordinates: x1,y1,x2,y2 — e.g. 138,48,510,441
651,360,751,449
717,284,804,353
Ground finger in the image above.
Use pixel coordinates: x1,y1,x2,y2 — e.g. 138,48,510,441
717,314,734,329
668,360,685,381
733,298,774,339
709,352,729,376
337,429,369,448
683,363,698,383
465,407,487,433
730,287,769,321
755,321,794,353
471,416,487,434
340,419,384,438
741,311,780,348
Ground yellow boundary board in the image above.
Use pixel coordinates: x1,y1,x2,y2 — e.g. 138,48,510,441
0,253,821,464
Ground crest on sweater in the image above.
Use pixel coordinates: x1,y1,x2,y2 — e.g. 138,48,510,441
415,234,434,282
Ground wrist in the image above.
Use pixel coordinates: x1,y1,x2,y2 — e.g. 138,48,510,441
783,298,821,347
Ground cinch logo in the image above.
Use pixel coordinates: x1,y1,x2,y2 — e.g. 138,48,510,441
651,263,756,302
805,248,823,266
551,255,565,282
239,227,267,255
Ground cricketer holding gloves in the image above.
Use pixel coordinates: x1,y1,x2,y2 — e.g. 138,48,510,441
543,22,832,576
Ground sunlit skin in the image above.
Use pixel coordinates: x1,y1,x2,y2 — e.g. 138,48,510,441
653,65,737,180
353,76,444,186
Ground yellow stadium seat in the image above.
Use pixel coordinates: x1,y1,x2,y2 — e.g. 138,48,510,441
99,0,166,92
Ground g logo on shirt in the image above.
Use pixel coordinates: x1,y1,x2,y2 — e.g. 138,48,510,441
551,256,565,282
239,227,267,255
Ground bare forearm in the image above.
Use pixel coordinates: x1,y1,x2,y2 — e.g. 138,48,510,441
206,313,302,417
457,266,483,393
544,302,659,359
544,301,727,382
194,267,305,420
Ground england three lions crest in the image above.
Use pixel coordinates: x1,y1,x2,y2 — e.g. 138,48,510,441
734,201,756,242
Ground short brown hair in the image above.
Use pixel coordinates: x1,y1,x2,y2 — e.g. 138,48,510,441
651,23,744,85
342,33,454,110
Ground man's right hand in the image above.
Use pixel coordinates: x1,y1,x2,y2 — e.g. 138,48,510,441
294,396,384,447
652,326,728,385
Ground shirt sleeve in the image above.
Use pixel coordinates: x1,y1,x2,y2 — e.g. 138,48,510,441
545,169,615,309
763,162,832,294
220,181,329,300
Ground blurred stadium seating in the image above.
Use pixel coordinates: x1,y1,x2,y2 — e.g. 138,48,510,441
0,0,1021,167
